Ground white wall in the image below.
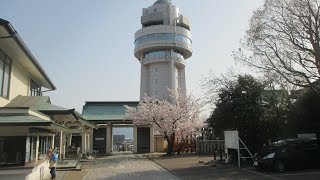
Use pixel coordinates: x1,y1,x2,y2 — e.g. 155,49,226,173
0,61,30,107
148,63,170,100
0,161,50,180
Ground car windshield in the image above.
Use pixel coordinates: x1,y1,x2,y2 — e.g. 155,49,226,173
271,140,286,146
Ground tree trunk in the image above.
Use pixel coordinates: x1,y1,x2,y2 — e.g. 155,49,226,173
166,138,173,155
166,133,175,155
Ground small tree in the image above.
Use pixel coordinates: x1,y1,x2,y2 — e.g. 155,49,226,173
124,90,203,155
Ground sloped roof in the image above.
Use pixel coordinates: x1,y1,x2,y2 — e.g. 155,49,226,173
82,101,139,121
5,95,68,111
5,95,96,128
83,114,126,121
0,112,69,131
0,18,56,90
0,115,50,124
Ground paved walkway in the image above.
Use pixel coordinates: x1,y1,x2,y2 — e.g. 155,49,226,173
55,154,180,180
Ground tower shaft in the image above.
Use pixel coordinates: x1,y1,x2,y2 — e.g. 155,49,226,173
134,0,192,100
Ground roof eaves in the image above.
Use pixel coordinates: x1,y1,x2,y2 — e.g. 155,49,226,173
85,101,139,105
0,18,56,90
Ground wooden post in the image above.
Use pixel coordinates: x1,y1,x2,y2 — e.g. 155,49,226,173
51,134,55,149
59,131,63,162
35,136,39,163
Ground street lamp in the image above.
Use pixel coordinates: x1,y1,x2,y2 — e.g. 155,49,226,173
209,127,213,140
201,127,205,140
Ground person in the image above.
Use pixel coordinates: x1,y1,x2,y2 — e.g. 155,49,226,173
48,148,58,180
76,147,81,162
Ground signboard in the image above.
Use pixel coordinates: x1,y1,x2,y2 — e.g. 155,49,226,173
95,138,105,141
224,131,239,149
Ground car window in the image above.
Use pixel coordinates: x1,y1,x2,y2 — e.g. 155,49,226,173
272,140,286,146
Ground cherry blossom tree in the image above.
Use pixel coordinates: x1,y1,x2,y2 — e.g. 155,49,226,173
124,89,204,155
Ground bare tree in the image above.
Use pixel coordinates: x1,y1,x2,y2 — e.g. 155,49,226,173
235,0,320,89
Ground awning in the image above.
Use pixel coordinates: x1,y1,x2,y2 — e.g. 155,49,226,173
0,115,69,131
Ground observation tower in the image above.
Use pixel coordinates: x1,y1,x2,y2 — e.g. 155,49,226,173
134,0,192,100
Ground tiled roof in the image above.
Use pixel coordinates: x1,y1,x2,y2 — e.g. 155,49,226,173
5,95,68,111
82,102,139,121
5,95,96,128
0,114,68,130
83,114,126,121
0,115,50,124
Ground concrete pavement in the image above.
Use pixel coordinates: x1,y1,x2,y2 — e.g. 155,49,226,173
54,154,180,180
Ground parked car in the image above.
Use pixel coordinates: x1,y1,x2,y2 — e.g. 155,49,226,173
254,138,320,172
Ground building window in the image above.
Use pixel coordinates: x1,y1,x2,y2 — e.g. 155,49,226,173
143,50,184,60
0,49,12,98
30,79,42,96
135,33,192,47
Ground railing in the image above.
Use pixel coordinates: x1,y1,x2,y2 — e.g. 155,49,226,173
197,140,225,155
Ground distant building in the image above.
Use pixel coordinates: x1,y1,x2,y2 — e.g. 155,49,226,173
113,135,125,151
113,135,125,145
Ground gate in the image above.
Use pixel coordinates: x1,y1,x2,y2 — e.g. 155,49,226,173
93,128,106,154
137,127,150,153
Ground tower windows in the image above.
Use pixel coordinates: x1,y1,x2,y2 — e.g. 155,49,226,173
135,33,192,47
143,50,184,60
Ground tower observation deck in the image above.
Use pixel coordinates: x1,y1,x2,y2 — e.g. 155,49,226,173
134,0,192,100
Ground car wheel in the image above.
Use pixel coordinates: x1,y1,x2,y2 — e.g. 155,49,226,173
274,160,285,172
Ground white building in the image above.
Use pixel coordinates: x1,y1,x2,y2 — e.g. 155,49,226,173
0,18,95,180
134,0,193,100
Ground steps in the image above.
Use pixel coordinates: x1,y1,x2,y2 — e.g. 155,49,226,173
56,160,81,171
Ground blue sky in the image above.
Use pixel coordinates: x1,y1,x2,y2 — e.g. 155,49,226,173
1,0,264,113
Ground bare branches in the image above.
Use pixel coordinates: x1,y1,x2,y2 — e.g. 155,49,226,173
235,0,320,89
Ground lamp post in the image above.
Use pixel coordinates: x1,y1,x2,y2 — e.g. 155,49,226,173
201,127,205,141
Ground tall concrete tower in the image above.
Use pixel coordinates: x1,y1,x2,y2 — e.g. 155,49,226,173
134,0,192,100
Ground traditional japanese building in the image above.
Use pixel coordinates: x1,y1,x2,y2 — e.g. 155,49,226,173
0,18,95,180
